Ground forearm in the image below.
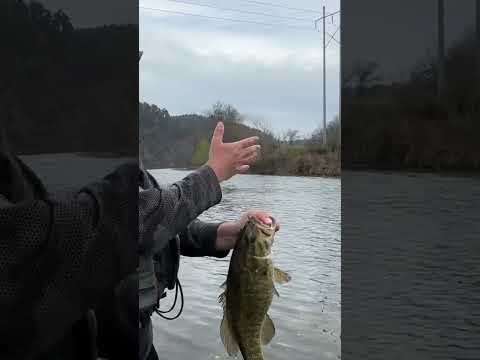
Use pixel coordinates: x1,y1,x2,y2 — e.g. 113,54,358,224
179,219,230,257
141,165,222,252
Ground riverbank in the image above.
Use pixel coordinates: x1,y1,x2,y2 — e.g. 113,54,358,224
140,103,341,177
177,150,340,178
251,150,340,177
344,166,480,179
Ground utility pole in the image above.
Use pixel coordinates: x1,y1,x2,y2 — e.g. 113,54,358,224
322,5,327,146
437,0,446,101
315,8,340,147
476,0,480,93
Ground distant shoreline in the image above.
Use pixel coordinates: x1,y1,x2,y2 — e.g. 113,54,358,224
149,166,341,178
152,167,480,179
343,167,480,179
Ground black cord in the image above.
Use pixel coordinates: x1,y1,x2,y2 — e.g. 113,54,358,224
155,278,184,320
157,280,179,314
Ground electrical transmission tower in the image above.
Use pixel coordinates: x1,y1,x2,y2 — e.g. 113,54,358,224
315,7,340,146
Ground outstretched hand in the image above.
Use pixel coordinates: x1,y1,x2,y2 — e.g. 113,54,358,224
206,122,261,183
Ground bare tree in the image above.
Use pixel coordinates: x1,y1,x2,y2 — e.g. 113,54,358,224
206,101,244,123
251,118,275,138
312,116,341,151
282,129,299,144
343,60,381,96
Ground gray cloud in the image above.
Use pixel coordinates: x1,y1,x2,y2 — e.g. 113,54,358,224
343,0,477,82
140,0,340,137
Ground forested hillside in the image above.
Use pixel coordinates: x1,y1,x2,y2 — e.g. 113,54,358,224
140,102,340,177
140,102,269,168
1,0,137,155
343,30,480,171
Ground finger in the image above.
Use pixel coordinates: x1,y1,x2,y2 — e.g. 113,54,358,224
240,144,261,158
240,154,259,166
235,164,250,174
211,122,224,145
261,216,272,225
234,136,259,149
250,211,273,225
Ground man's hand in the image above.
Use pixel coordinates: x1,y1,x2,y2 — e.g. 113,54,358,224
206,122,261,183
215,210,280,251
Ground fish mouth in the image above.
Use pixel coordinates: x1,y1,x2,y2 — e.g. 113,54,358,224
250,215,276,234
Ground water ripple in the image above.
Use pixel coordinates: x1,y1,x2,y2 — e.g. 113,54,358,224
152,169,341,360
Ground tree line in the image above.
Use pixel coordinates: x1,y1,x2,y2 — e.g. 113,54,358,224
342,28,480,171
140,101,340,177
1,0,137,155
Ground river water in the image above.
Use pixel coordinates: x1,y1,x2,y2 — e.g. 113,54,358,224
150,169,341,360
19,154,480,359
342,171,480,359
19,154,340,360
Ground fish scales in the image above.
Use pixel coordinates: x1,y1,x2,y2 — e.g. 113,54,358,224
219,217,291,360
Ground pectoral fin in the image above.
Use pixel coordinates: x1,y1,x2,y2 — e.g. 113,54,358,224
220,313,239,356
261,314,276,345
274,267,291,284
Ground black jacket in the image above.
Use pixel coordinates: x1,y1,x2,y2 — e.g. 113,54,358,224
0,148,137,359
138,166,230,360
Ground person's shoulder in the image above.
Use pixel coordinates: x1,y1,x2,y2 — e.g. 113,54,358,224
140,168,160,190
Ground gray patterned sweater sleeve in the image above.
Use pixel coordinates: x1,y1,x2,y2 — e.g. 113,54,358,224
139,165,222,254
179,220,230,258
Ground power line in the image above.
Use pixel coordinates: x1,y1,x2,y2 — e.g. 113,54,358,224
316,6,341,146
314,10,340,26
237,0,324,14
159,0,314,22
139,6,314,30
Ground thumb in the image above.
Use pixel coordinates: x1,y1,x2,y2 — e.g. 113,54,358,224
211,121,224,145
254,212,272,225
260,215,272,225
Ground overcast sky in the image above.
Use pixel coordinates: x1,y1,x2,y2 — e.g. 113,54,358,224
140,0,341,137
343,0,477,82
36,0,137,27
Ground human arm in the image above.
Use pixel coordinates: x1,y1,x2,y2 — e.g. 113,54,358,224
0,163,138,359
140,165,223,254
142,121,260,253
178,219,229,258
178,210,280,257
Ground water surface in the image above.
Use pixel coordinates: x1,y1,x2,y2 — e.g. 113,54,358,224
342,171,480,359
151,169,341,360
